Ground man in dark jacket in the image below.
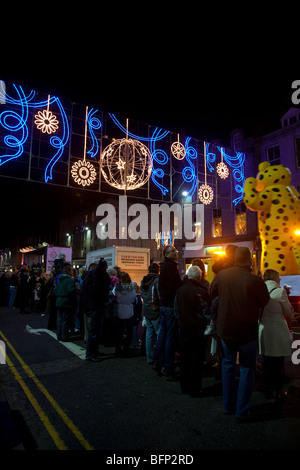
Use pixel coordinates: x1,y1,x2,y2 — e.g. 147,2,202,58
153,245,182,377
82,259,111,361
55,264,76,341
141,263,160,364
211,247,269,421
175,265,210,396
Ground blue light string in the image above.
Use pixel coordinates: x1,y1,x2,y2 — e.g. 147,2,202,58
44,97,70,182
204,142,245,205
182,137,197,197
206,142,216,173
109,113,169,141
0,84,29,166
87,108,101,158
150,127,169,195
217,146,245,205
0,83,70,182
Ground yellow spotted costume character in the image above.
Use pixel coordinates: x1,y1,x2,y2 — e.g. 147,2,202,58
243,161,300,275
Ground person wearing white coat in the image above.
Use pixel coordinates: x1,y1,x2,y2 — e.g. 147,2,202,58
259,269,294,400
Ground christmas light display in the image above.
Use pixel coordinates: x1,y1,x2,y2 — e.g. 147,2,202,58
34,95,59,134
101,133,152,190
216,147,229,179
198,141,214,204
171,134,185,160
71,106,97,187
0,81,246,205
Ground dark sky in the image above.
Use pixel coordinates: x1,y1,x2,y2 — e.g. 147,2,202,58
0,49,297,249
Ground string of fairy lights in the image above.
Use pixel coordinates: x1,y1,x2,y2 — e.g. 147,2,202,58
0,82,244,205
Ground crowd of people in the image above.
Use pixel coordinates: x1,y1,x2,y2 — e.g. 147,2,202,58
0,244,297,422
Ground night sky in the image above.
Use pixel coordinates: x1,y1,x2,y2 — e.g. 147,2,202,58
0,50,297,249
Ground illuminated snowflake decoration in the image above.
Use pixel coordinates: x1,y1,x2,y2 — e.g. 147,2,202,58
101,138,152,190
216,162,229,179
71,160,97,187
171,141,186,160
34,110,59,134
198,184,214,205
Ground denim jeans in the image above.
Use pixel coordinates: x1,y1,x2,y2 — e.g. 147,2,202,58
86,309,103,358
145,317,161,363
57,308,71,341
9,286,17,309
154,306,177,373
221,338,257,420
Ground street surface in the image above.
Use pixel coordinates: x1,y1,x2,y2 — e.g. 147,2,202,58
1,306,300,455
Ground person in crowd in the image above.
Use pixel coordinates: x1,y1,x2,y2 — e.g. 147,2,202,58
8,268,19,308
131,283,143,348
211,244,238,275
82,263,96,343
114,272,136,358
211,246,269,422
46,269,57,330
140,263,161,365
0,270,6,306
259,269,294,400
190,258,209,290
113,266,121,278
82,259,111,361
55,264,77,342
206,247,238,336
54,253,67,275
153,245,182,378
72,268,82,334
101,268,119,347
175,265,210,397
18,264,31,314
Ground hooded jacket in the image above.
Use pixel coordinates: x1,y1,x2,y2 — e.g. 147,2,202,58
114,283,137,319
140,273,160,320
55,274,76,310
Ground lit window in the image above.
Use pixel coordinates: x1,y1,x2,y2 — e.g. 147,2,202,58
235,204,247,235
213,208,222,237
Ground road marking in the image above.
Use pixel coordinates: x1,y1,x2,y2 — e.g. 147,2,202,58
25,325,86,359
0,329,94,450
5,352,68,450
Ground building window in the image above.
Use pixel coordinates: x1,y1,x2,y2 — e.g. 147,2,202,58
267,145,280,165
235,203,247,235
213,208,222,237
295,137,300,168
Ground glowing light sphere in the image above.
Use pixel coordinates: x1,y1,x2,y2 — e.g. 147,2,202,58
71,160,97,187
34,110,59,134
101,138,152,190
198,184,214,205
216,161,229,179
171,141,186,160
